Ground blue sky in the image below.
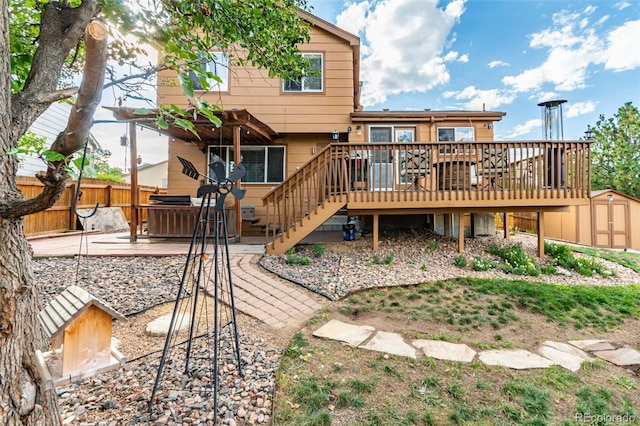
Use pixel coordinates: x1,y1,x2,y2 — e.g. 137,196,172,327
308,0,640,140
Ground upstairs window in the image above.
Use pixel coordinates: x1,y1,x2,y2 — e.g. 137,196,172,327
190,52,229,92
283,53,323,92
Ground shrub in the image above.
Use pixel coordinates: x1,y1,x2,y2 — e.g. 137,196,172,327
286,254,310,265
490,243,542,276
472,256,496,271
454,255,468,268
312,243,325,258
545,242,613,277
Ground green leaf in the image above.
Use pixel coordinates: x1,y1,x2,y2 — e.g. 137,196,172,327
42,150,65,162
156,117,169,129
178,72,195,99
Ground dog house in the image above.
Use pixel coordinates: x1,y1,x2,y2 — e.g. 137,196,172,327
35,286,127,389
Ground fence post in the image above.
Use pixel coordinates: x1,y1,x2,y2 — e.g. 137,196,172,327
106,185,112,207
68,182,77,231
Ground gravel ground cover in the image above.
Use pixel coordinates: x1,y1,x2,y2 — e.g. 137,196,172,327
33,232,640,425
260,231,640,300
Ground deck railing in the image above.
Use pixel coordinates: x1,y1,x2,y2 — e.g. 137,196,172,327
262,144,349,243
262,140,591,245
335,140,591,204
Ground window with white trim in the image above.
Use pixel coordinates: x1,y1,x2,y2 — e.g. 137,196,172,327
190,52,229,92
283,53,323,92
208,146,285,183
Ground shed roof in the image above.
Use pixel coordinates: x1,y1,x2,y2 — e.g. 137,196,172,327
591,189,640,203
38,286,126,340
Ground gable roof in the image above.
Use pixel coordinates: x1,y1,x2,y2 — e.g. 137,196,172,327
38,286,126,340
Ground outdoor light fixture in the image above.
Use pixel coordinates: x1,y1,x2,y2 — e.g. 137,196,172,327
584,125,593,140
608,193,613,203
332,130,339,141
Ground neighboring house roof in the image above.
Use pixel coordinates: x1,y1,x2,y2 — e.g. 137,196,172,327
19,102,101,176
38,286,126,340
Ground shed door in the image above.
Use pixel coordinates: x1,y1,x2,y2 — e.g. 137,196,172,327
593,200,629,248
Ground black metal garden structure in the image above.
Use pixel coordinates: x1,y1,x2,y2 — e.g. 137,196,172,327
148,156,246,419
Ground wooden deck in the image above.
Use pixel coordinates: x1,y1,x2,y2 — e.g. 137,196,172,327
262,141,592,254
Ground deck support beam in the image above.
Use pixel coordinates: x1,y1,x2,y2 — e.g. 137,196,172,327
444,214,451,237
458,213,464,253
129,121,138,243
503,212,510,239
537,211,545,257
373,213,379,251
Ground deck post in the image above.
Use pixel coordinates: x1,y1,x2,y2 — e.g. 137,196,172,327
504,212,510,239
233,124,242,241
373,213,379,251
458,213,464,253
537,211,545,257
129,121,138,243
444,214,451,237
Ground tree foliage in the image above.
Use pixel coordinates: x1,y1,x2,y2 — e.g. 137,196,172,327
590,102,640,199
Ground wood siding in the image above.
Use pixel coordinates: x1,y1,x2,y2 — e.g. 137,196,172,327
157,28,355,134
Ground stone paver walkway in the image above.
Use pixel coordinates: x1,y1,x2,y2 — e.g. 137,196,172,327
224,254,327,330
31,232,328,332
312,320,640,372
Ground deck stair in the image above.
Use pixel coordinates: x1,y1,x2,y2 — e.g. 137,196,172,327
263,145,349,254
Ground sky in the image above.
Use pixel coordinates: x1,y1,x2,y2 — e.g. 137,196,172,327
92,0,640,169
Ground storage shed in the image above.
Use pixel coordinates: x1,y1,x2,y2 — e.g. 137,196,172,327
536,189,640,251
35,286,127,389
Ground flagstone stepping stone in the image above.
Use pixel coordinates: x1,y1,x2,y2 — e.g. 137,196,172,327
569,340,616,352
146,312,191,337
478,349,554,370
592,347,640,366
537,341,591,372
312,320,375,346
359,331,417,359
412,340,476,363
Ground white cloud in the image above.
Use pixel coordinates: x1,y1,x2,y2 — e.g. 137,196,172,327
502,9,607,93
337,0,466,106
444,51,459,62
614,1,631,11
458,53,469,63
488,60,509,68
531,91,560,102
506,119,542,138
565,101,597,118
442,85,516,111
501,9,640,95
603,20,640,71
335,1,371,36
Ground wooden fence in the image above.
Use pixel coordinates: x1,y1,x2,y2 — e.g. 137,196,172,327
17,176,162,237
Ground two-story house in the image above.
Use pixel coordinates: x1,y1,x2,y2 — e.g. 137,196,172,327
110,10,591,255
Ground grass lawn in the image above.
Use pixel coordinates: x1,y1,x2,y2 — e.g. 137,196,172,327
273,247,640,425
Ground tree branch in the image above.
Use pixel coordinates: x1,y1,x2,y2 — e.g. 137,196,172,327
33,88,78,104
1,21,107,220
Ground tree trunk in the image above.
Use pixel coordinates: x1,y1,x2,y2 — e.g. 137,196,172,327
0,14,106,425
0,220,61,425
